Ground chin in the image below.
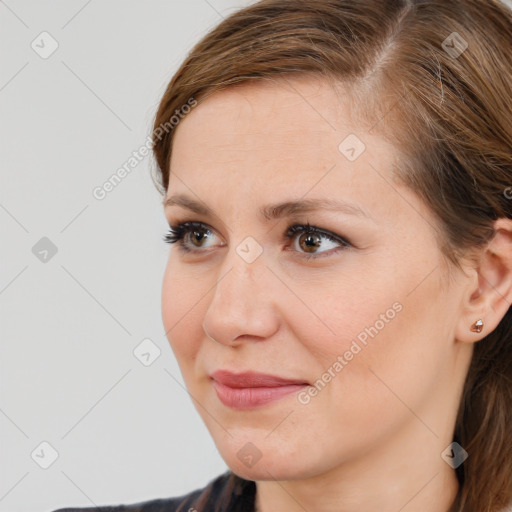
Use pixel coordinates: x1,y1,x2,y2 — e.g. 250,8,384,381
227,458,300,482
218,439,319,482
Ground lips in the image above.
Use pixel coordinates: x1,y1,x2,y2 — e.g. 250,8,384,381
210,369,309,388
209,370,310,409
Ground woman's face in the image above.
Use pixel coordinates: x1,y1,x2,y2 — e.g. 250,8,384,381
161,77,472,482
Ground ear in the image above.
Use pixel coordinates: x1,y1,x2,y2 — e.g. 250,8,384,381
455,217,512,343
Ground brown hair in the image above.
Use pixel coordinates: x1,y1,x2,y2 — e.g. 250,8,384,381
151,1,512,511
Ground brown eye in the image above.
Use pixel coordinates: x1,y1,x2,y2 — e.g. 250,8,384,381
285,223,352,259
164,221,351,259
298,232,322,253
164,221,222,252
187,227,211,247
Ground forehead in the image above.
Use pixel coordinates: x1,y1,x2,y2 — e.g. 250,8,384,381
170,76,396,180
166,77,439,234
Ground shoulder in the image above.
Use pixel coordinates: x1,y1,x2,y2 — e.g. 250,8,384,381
50,489,200,512
50,470,256,512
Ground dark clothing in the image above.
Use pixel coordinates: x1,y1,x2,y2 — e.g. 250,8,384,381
49,469,512,512
51,470,256,512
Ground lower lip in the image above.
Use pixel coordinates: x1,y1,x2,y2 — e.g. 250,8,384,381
212,380,308,409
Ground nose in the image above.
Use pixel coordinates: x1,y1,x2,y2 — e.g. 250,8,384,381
202,245,280,347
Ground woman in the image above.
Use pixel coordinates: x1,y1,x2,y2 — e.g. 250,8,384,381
53,0,512,511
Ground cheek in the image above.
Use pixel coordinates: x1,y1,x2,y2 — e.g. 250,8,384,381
313,281,448,432
286,273,398,364
289,264,443,404
161,261,206,363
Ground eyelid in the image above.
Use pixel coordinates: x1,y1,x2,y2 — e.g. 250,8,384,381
285,223,351,246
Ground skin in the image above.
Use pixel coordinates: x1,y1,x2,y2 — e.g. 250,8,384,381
161,76,512,512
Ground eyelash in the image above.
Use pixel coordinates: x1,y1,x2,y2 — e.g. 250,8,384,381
163,221,352,260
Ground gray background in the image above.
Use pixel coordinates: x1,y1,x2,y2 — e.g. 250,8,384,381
1,1,511,511
0,2,254,511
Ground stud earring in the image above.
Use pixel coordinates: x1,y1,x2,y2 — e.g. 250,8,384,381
470,319,484,333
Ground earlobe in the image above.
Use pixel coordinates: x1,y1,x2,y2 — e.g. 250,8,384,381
455,218,512,344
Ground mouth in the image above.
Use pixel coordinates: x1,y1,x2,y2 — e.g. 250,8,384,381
209,369,309,409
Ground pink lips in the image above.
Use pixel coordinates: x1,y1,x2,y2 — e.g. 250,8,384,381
210,370,309,409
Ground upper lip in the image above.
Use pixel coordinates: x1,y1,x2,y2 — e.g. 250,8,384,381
210,370,309,388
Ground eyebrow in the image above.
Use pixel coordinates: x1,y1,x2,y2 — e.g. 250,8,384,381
163,194,373,222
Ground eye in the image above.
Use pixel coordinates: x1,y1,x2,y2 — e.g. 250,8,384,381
284,223,352,259
163,221,222,252
163,221,352,259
